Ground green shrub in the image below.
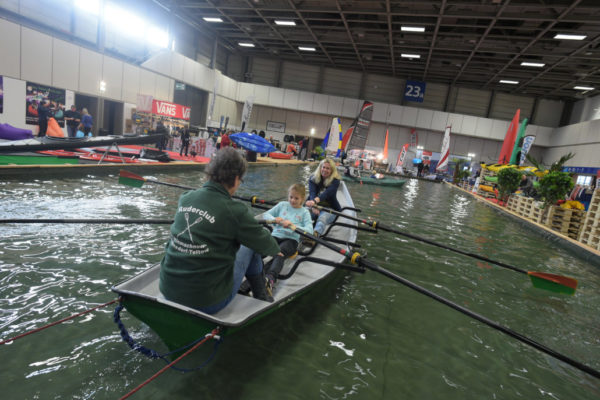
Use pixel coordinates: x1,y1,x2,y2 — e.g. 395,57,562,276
497,168,522,203
538,171,574,208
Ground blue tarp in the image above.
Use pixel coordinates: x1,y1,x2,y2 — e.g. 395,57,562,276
230,132,276,153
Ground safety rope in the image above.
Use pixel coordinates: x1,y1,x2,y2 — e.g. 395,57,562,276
0,299,118,345
113,303,222,371
119,326,222,400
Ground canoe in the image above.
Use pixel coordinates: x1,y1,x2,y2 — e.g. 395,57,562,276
0,133,166,153
268,151,294,159
112,181,358,351
342,175,407,187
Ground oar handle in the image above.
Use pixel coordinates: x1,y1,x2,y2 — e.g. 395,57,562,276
293,227,362,264
233,195,277,206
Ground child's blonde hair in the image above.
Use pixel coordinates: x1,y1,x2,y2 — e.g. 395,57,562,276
289,183,307,200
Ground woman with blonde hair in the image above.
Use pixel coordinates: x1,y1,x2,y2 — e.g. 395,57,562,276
80,108,93,136
305,158,342,236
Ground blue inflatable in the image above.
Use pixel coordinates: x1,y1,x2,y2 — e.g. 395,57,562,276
230,132,276,153
0,123,33,140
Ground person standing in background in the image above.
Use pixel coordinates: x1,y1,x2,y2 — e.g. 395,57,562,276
300,136,309,161
179,127,190,157
37,100,51,137
64,105,81,138
81,108,93,136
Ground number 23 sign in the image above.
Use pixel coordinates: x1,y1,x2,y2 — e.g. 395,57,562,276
404,80,426,103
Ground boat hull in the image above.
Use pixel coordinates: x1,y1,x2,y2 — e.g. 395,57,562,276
342,175,407,187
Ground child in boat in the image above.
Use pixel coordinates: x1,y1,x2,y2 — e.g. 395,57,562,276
261,183,314,292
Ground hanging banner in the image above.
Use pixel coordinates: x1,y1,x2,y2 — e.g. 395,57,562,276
241,96,255,130
518,135,536,166
137,94,153,113
25,82,66,126
0,76,3,114
207,78,218,121
152,99,191,120
404,80,426,103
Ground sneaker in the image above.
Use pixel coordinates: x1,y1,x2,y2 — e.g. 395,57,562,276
265,273,275,297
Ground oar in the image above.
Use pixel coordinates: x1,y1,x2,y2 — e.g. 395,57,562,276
292,227,600,380
0,218,173,224
310,204,577,295
118,170,278,206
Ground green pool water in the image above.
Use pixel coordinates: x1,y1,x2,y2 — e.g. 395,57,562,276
1,165,599,399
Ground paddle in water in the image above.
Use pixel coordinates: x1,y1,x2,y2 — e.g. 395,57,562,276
290,227,598,380
118,170,278,206
309,204,577,295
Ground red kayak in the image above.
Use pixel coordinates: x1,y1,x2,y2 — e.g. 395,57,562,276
269,151,294,159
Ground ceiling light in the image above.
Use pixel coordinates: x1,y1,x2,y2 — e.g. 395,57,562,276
401,54,420,59
401,26,425,32
238,42,255,47
203,17,223,23
275,20,296,26
520,62,545,67
573,86,595,91
298,46,316,51
499,80,519,84
553,33,586,40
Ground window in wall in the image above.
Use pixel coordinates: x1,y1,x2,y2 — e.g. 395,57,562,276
576,175,593,186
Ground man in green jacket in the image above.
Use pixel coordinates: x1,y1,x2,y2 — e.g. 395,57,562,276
159,147,281,314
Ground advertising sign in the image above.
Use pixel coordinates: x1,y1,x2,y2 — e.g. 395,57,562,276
152,99,191,120
266,120,286,133
25,82,66,126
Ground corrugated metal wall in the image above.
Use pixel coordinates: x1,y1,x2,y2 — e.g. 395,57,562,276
489,92,535,120
280,61,320,92
448,87,492,117
322,67,362,98
363,73,404,104
408,82,448,110
251,57,279,86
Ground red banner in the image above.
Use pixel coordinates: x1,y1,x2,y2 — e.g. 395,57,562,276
152,100,191,120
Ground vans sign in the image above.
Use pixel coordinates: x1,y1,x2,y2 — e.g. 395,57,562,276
152,100,191,120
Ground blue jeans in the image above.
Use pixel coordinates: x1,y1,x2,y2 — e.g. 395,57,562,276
314,211,336,235
197,245,263,314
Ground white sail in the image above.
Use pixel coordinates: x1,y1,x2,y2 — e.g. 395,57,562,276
326,117,341,154
436,126,451,172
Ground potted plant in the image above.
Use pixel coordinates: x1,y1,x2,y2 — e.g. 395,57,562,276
497,167,522,206
452,159,471,185
537,171,574,221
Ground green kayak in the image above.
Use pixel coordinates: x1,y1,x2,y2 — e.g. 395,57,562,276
342,175,407,187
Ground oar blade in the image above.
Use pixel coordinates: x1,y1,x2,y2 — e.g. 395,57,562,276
528,272,577,295
118,170,145,188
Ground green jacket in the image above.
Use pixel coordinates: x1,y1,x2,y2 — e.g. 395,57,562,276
159,181,280,309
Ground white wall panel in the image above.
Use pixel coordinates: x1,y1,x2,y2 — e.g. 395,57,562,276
0,19,20,78
431,111,449,131
122,64,140,104
447,113,464,133
322,67,362,98
416,109,434,129
139,69,157,97
237,82,254,102
0,77,27,128
251,57,279,87
481,140,501,164
21,27,52,85
409,82,448,111
102,56,123,101
170,53,185,81
254,85,269,104
281,61,319,92
157,75,173,102
143,51,171,76
388,104,404,125
79,48,102,95
183,57,195,84
195,64,213,91
284,110,301,133
490,119,509,140
342,98,361,118
52,39,79,91
327,95,343,116
372,102,388,123
475,118,493,138
402,107,418,126
268,87,285,108
312,94,328,114
298,91,314,111
283,89,300,110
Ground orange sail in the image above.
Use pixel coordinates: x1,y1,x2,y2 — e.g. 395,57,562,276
497,109,520,164
383,129,389,159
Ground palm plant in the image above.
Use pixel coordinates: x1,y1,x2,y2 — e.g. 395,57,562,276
526,152,574,172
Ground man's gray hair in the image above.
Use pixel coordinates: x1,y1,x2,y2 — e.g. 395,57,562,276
205,147,247,188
